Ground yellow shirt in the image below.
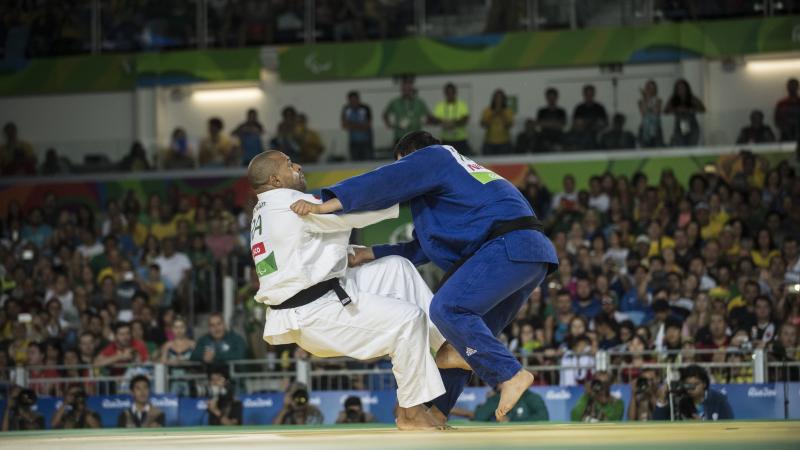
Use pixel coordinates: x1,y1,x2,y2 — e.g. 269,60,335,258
130,222,150,248
198,134,238,166
151,220,177,241
701,211,728,240
648,236,676,257
751,249,781,268
434,100,469,141
173,209,196,225
481,108,514,145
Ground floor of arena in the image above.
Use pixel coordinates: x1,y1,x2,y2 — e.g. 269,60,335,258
2,421,799,450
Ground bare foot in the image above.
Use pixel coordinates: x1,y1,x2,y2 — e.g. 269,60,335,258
495,370,534,421
396,405,444,431
435,343,472,371
427,404,453,430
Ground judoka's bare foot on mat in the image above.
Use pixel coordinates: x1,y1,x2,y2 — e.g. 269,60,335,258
435,343,472,371
396,405,444,431
495,369,534,421
427,405,453,430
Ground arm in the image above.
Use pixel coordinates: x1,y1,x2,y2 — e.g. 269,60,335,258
372,234,430,266
86,411,102,428
320,147,446,213
692,97,706,113
296,204,400,234
51,404,68,429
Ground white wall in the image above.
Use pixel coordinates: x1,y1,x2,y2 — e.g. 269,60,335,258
1,54,795,163
0,91,135,161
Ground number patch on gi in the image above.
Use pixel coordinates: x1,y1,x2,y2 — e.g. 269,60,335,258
444,145,504,184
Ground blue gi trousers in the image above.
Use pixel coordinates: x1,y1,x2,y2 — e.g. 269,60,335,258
429,230,550,416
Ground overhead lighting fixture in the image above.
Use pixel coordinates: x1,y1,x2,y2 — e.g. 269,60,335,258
192,87,263,102
746,58,800,73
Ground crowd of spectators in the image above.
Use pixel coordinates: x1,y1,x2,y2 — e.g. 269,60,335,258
3,77,797,176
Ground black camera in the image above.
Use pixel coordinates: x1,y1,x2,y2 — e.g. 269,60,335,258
69,389,87,408
590,379,604,393
15,389,37,410
292,389,309,406
345,408,365,423
635,377,650,396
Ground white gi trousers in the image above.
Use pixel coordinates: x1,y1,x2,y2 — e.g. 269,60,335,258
277,256,445,408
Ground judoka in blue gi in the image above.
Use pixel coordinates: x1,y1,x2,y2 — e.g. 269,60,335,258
290,131,558,421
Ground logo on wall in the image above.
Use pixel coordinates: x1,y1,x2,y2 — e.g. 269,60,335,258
304,52,332,75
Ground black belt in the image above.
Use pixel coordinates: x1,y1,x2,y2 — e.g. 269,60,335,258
271,278,352,310
434,216,545,292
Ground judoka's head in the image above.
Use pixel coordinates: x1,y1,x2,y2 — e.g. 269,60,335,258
394,131,441,159
248,150,306,193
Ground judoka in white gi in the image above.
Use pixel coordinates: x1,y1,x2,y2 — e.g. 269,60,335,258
246,151,446,430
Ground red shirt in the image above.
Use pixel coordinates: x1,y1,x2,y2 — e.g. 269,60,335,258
99,340,149,375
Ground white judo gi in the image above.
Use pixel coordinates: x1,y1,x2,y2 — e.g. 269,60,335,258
250,188,445,407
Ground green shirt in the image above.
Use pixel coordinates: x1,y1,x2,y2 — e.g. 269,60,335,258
434,100,469,141
570,393,624,422
384,96,430,140
474,390,549,422
191,332,248,362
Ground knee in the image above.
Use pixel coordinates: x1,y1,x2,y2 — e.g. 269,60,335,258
429,299,454,329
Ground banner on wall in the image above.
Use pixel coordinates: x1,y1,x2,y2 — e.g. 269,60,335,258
278,17,800,81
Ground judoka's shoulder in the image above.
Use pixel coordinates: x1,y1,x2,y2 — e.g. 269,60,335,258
406,144,454,163
257,189,319,209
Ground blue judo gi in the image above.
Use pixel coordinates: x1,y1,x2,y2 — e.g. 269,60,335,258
321,145,559,415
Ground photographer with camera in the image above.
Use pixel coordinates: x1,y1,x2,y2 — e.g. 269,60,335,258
570,370,624,422
1,386,45,431
273,385,324,425
335,396,376,424
116,375,165,428
51,385,102,429
205,365,242,426
653,364,733,421
627,368,660,421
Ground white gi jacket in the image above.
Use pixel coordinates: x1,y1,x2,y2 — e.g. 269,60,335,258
250,188,398,345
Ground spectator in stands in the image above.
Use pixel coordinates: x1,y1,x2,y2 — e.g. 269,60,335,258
198,117,240,167
736,110,776,144
118,141,152,172
270,106,301,159
480,89,515,154
563,118,596,151
571,371,624,422
117,375,165,428
599,113,637,150
474,387,548,422
191,313,247,364
274,385,324,425
26,342,60,396
560,334,595,387
383,77,431,144
40,148,72,175
573,276,601,319
21,208,53,249
572,84,608,140
164,127,195,169
233,108,265,165
51,385,102,429
341,91,374,161
295,114,325,164
551,174,579,215
774,78,800,142
335,396,377,424
515,119,540,153
154,237,192,292
78,331,97,366
654,364,733,420
0,122,37,176
432,82,471,155
95,321,149,375
638,80,664,148
536,87,567,152
1,386,44,431
519,172,552,219
664,79,706,146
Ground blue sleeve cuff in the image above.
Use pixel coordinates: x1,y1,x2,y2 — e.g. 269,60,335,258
321,186,352,212
372,244,395,259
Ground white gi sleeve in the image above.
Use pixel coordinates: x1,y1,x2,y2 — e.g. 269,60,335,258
302,204,399,233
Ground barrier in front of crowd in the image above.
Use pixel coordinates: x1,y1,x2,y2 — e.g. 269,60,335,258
1,381,798,428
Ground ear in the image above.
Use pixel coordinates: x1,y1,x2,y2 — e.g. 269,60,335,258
269,175,282,188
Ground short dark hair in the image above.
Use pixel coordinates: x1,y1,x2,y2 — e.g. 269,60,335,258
130,374,151,391
347,90,359,98
207,363,229,380
209,117,224,129
545,87,558,96
681,364,710,387
112,321,131,334
394,131,441,159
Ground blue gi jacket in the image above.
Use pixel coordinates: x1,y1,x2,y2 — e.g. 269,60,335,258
321,145,559,271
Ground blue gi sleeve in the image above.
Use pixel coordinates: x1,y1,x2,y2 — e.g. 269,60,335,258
372,234,430,266
321,147,446,213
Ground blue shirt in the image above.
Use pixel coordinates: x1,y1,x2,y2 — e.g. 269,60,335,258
572,297,602,319
322,145,558,271
342,104,372,143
